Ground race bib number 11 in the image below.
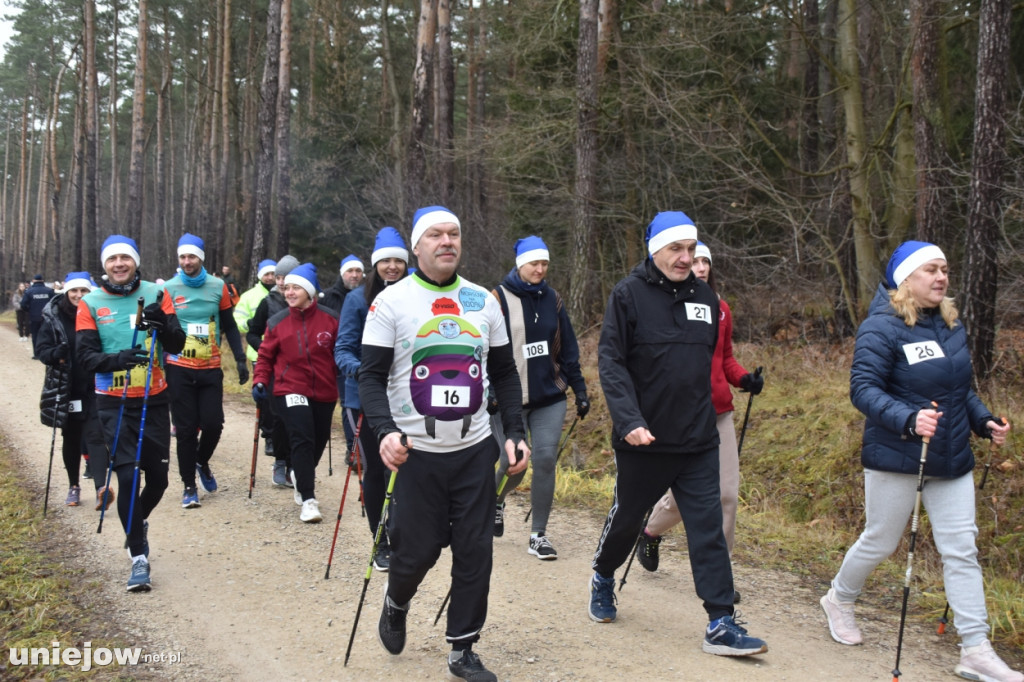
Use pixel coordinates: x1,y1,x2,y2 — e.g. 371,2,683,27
902,341,945,365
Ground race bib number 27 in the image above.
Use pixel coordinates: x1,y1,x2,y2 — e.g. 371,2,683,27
685,302,713,325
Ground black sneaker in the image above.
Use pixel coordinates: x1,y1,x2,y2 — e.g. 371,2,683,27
377,590,407,655
528,533,558,560
373,540,391,572
447,650,497,682
493,503,505,538
635,531,661,572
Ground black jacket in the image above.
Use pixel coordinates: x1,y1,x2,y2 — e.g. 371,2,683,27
598,260,720,454
246,288,287,352
37,294,91,427
318,278,348,317
21,282,55,322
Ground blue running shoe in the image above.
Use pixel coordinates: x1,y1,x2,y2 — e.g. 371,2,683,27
702,613,768,656
181,486,201,509
196,464,217,492
588,572,617,623
126,558,151,592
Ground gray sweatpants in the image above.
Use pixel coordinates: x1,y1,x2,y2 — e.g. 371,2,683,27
832,468,989,645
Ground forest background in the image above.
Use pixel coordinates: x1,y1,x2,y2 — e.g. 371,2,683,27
0,0,1023,655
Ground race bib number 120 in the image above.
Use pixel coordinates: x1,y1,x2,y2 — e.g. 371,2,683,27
285,394,309,408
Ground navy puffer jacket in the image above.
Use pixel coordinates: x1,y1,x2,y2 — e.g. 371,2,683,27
850,284,994,478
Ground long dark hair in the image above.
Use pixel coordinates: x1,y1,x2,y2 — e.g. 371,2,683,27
364,261,409,305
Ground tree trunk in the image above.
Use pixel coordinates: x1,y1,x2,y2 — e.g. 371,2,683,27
253,0,283,276
109,1,120,231
219,0,234,270
961,0,1010,380
155,5,172,262
837,0,877,316
276,0,293,256
569,0,599,324
381,0,406,220
910,0,950,244
407,0,437,222
126,0,150,235
83,0,99,264
436,0,454,206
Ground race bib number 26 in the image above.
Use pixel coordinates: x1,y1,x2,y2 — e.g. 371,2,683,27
902,341,945,365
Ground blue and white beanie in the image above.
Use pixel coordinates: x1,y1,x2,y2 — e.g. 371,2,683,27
886,241,946,289
340,254,364,275
257,259,278,279
371,227,410,266
100,235,141,267
411,205,460,248
177,232,205,260
64,271,97,291
515,236,550,268
284,263,320,300
695,241,712,264
645,211,698,257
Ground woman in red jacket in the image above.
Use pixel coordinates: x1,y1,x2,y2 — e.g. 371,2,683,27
252,263,339,523
634,242,763,594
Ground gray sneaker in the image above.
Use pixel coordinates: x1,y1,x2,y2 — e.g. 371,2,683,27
272,460,288,487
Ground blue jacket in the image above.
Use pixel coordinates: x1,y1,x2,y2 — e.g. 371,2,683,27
21,282,55,322
850,284,994,478
333,285,369,409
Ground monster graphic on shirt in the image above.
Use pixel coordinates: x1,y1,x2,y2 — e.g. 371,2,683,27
411,314,484,438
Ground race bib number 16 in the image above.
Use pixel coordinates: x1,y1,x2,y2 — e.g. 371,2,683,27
902,341,945,365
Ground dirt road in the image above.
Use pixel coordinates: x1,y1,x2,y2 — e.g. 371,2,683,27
0,322,969,681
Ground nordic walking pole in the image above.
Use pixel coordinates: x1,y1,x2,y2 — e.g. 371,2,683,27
893,402,937,681
344,434,403,667
97,296,145,534
434,471,511,626
345,409,366,517
328,419,334,476
325,414,363,579
618,506,653,592
938,415,1006,634
737,365,763,458
248,406,261,498
43,390,62,517
125,323,160,543
525,416,579,523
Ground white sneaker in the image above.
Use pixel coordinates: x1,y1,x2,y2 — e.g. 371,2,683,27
291,470,302,506
300,498,323,523
955,640,1024,682
820,588,862,645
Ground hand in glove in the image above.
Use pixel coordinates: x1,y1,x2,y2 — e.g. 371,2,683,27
139,301,168,331
575,392,591,420
740,372,764,396
54,342,69,360
116,347,149,370
236,360,250,385
252,382,268,403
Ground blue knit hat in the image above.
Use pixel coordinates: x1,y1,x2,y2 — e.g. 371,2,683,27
340,254,364,275
645,212,698,257
886,241,946,289
411,205,460,248
100,235,141,267
515,236,550,268
257,259,277,279
64,271,96,291
177,232,205,260
371,227,410,266
284,263,319,300
695,241,712,264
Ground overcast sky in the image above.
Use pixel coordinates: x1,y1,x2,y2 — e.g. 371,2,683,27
0,2,18,62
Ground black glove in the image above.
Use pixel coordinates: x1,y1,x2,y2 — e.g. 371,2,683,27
116,347,149,370
575,392,590,420
740,372,764,396
252,383,268,402
54,342,69,360
139,301,167,331
236,360,250,385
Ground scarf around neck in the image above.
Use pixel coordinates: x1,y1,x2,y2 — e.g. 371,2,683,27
179,266,208,288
